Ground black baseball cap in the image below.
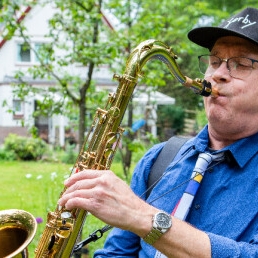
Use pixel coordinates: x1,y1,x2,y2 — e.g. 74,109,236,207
188,7,258,50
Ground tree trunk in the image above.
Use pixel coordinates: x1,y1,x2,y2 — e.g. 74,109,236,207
77,0,102,150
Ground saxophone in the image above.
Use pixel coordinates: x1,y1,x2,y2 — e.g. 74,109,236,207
0,39,217,257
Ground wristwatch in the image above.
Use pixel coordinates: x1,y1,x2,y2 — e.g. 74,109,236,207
143,211,172,245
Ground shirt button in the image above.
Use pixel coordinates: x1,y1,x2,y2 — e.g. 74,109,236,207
194,204,201,210
208,168,213,173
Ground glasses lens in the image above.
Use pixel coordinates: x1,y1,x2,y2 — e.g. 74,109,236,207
228,57,253,79
198,55,220,75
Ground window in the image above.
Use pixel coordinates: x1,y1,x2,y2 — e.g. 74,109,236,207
16,42,46,64
13,99,24,119
17,43,31,62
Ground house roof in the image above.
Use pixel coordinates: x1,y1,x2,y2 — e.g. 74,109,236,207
0,6,32,48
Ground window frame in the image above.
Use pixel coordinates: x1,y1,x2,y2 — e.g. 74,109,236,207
15,41,47,65
12,99,24,120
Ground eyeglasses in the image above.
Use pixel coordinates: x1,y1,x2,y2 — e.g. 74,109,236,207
198,55,258,79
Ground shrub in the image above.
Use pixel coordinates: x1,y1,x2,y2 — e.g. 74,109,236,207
157,105,185,140
4,134,47,160
61,144,77,164
0,147,16,161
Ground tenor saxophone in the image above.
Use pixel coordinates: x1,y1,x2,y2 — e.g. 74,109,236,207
0,39,217,258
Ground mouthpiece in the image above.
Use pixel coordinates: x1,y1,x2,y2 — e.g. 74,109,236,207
211,86,219,98
183,77,219,98
201,79,219,98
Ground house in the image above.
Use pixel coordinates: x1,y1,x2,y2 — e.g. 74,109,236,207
0,3,175,146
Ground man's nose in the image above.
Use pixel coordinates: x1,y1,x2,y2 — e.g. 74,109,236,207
211,60,230,80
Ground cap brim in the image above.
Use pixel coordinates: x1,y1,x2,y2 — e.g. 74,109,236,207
188,27,258,50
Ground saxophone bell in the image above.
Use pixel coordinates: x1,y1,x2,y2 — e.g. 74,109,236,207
0,209,37,258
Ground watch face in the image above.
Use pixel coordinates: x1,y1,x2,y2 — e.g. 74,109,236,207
155,212,172,229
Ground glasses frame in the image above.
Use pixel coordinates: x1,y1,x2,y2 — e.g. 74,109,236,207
198,54,258,79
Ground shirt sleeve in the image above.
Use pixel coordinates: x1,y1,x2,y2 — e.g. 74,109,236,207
207,231,258,258
94,143,165,257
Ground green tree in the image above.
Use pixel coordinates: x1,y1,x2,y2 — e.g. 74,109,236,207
0,0,119,149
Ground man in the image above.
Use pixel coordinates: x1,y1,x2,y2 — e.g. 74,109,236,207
59,7,258,257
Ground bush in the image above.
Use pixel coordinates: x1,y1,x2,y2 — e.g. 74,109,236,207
4,134,47,160
157,105,185,140
61,144,77,164
0,148,16,161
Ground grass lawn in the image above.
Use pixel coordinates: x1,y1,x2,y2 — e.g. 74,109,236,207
0,160,127,257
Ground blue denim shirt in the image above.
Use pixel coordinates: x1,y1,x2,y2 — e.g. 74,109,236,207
94,125,258,257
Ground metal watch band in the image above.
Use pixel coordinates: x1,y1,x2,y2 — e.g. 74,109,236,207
143,228,163,245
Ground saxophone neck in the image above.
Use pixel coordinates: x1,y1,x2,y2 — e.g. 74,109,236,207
124,39,216,97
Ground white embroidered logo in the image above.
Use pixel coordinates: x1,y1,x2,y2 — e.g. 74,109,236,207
224,14,256,29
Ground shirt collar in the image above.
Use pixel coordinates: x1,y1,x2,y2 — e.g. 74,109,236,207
190,125,258,168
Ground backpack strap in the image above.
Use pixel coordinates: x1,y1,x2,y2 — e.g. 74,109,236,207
146,136,190,199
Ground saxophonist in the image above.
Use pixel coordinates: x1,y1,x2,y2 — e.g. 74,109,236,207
59,7,258,258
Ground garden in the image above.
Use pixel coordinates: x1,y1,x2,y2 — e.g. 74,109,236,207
0,134,134,256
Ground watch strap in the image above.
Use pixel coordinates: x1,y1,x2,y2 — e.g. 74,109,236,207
143,227,163,245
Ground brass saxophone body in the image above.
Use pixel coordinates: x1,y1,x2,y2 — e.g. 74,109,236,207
0,40,216,257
